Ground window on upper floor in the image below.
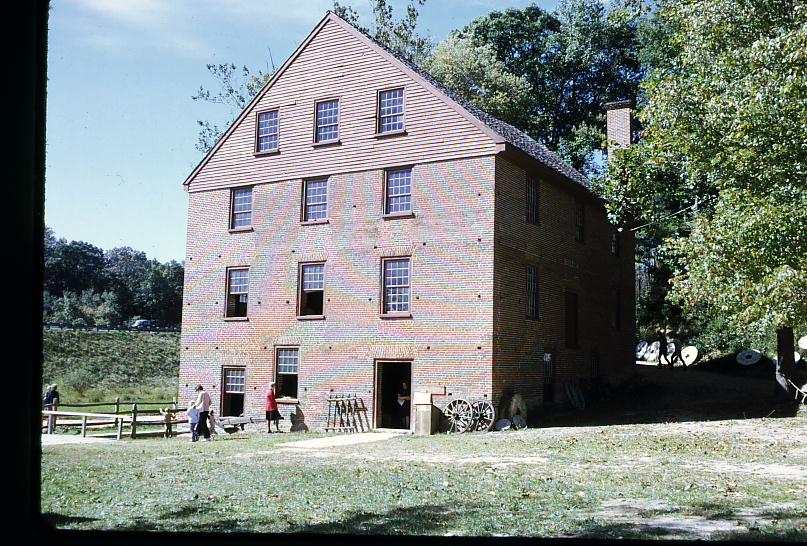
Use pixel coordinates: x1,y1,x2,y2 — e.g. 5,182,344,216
384,167,412,215
611,230,620,256
276,347,299,399
574,197,585,243
382,257,411,315
230,187,252,230
225,267,249,318
298,263,325,317
256,110,279,153
302,178,328,222
315,99,339,143
526,266,539,320
526,178,540,224
377,88,405,134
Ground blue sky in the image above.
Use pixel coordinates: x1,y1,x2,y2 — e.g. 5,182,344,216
46,0,558,262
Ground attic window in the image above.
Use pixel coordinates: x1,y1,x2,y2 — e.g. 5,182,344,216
256,110,279,152
526,178,540,224
315,99,339,143
378,88,405,133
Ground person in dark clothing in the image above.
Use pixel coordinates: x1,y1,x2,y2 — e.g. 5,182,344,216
657,331,668,368
397,381,411,429
44,384,60,407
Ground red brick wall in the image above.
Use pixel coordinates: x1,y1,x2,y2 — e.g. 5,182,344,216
179,156,497,430
492,156,636,413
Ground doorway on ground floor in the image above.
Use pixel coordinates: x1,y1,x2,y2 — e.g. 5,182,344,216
221,367,245,417
375,361,411,429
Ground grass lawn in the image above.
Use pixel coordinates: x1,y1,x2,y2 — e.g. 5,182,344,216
41,414,806,539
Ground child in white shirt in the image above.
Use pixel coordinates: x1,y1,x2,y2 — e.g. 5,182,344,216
187,402,200,442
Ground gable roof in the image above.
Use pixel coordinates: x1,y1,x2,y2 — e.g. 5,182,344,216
184,11,587,189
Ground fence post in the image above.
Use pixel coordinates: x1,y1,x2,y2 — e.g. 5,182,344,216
46,411,55,435
130,403,138,439
115,397,120,415
116,417,123,440
81,415,87,438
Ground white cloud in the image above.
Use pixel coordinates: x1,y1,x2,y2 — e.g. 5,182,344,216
70,0,170,26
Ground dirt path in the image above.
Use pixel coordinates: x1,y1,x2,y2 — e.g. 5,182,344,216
42,434,118,446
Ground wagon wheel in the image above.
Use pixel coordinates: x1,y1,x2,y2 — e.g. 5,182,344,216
471,400,495,431
443,399,473,433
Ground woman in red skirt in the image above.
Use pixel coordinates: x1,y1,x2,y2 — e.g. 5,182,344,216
265,382,282,433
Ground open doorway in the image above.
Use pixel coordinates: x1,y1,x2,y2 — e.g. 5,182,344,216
221,367,245,417
375,361,411,429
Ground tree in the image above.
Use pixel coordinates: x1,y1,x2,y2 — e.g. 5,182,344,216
45,239,105,296
597,0,807,386
462,0,642,174
333,0,432,65
422,35,533,128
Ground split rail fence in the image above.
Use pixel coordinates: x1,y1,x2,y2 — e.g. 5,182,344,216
42,397,188,440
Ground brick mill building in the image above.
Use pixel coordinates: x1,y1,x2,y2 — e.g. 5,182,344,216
178,12,636,430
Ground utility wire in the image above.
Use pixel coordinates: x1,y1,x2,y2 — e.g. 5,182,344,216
626,197,700,233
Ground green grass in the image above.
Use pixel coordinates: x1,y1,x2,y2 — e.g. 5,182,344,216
42,328,179,406
41,416,807,538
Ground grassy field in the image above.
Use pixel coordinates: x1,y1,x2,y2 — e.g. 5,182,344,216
42,328,179,407
41,413,806,539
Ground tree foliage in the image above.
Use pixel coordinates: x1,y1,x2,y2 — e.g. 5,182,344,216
333,0,432,65
597,0,807,352
422,35,533,127
42,228,185,326
461,0,642,174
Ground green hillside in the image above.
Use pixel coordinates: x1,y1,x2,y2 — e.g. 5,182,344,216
42,328,180,405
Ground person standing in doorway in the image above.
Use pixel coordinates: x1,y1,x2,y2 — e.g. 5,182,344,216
194,384,212,441
265,382,282,433
397,381,411,429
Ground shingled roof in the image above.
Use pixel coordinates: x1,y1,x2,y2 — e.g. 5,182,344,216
354,15,589,188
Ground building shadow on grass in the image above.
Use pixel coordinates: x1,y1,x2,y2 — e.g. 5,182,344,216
42,512,99,526
106,503,460,536
531,365,802,429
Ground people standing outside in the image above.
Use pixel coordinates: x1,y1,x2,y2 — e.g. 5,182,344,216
265,382,282,433
657,331,669,368
44,384,60,408
397,381,411,429
187,401,200,442
671,337,686,369
194,384,212,441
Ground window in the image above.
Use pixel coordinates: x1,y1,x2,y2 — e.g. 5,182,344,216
574,197,585,243
230,187,252,229
377,88,405,133
565,291,578,348
612,288,622,331
256,110,279,152
222,367,245,416
382,258,410,314
226,268,249,318
276,348,299,399
302,178,328,221
384,168,412,215
526,178,540,224
299,263,325,316
315,99,339,142
526,266,539,320
611,230,620,256
591,350,601,379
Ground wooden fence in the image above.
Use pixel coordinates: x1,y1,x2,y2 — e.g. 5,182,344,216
42,397,187,439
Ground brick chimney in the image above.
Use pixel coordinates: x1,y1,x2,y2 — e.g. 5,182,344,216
604,100,634,160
